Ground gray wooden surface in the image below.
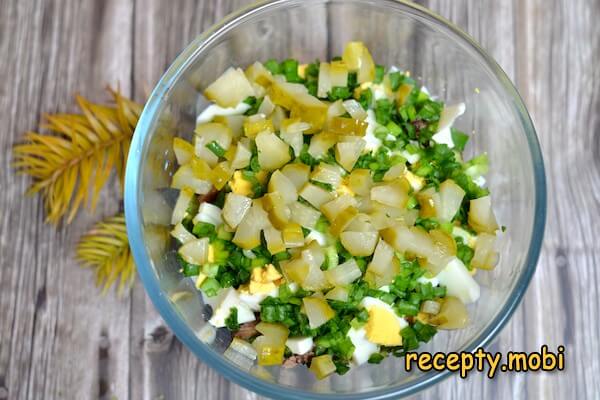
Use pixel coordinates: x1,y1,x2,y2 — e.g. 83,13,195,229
0,0,598,399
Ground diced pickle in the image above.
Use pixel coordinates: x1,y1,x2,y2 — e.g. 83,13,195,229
255,131,291,171
204,67,255,107
253,336,285,366
348,169,373,196
308,132,338,159
210,161,233,190
264,226,286,254
335,140,366,171
303,297,335,329
281,258,310,283
263,192,291,229
342,41,375,83
280,163,311,190
396,83,414,105
268,170,298,204
330,206,358,236
173,137,194,165
243,117,274,139
328,116,368,136
310,354,337,380
282,222,305,248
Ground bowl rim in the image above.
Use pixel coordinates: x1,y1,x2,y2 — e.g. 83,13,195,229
124,0,547,398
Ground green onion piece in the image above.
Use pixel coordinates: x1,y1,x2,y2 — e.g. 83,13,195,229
273,251,291,261
225,308,240,331
200,277,221,297
358,88,373,110
328,86,352,101
192,222,216,239
264,59,282,75
388,71,403,91
282,59,302,83
206,140,226,158
374,99,393,125
386,121,403,136
451,128,469,151
368,353,385,364
374,65,385,84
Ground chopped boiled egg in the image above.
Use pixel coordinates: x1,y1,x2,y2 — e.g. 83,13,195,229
431,103,466,148
193,203,222,226
417,275,440,287
230,171,253,196
360,297,408,346
435,257,480,304
248,264,283,295
229,170,268,196
239,286,279,311
347,327,379,365
196,101,250,124
208,288,255,328
285,336,314,355
399,149,421,165
363,110,382,151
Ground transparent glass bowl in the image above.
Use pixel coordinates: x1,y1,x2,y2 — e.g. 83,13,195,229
124,0,546,398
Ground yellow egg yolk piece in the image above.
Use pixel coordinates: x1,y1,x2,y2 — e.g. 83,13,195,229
364,306,403,346
248,264,283,294
230,171,253,196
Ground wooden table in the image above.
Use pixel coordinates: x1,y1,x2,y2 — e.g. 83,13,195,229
1,0,598,399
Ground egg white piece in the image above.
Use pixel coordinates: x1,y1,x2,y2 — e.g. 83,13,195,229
239,287,279,312
399,149,421,165
285,336,314,355
417,275,440,287
363,110,383,151
196,101,250,124
347,327,379,365
209,288,255,328
432,103,466,148
193,203,223,226
435,257,480,304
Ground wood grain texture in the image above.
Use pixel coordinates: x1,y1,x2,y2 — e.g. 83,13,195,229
0,0,598,399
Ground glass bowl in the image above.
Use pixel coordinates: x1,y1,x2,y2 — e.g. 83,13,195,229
124,0,546,398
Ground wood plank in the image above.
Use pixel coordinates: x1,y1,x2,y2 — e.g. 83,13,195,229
0,1,135,400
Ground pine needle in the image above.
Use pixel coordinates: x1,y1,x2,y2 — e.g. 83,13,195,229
12,88,143,224
77,213,134,294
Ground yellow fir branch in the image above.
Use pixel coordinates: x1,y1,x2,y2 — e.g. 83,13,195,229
12,88,142,224
76,213,134,294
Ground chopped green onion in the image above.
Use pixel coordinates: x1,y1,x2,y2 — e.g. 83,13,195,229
374,99,393,125
388,71,403,91
328,86,352,101
200,277,221,297
206,140,226,158
264,59,281,75
192,222,216,238
374,65,385,83
368,353,385,364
